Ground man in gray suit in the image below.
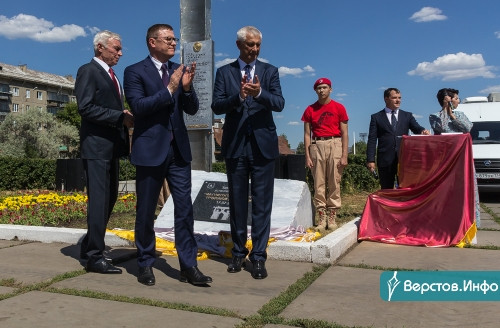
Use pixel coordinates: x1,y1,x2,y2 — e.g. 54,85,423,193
211,26,285,279
366,88,429,189
75,30,133,274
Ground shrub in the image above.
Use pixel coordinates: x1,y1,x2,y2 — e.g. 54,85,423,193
0,158,56,190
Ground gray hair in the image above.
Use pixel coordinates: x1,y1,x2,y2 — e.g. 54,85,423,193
93,30,121,54
236,26,262,42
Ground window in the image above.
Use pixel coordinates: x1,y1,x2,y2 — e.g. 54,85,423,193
0,84,9,93
0,101,9,112
13,87,19,96
37,91,43,100
26,90,31,98
26,105,30,111
13,103,19,112
470,122,500,143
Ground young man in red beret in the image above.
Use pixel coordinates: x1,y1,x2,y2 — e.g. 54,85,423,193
301,78,349,231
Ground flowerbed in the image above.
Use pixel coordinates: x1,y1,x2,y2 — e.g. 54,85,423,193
0,190,136,226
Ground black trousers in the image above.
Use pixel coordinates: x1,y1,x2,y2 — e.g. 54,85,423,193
378,157,398,190
80,158,119,261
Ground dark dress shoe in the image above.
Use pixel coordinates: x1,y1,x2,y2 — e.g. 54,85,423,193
180,266,213,285
86,258,122,274
251,260,268,279
138,266,155,286
227,256,246,273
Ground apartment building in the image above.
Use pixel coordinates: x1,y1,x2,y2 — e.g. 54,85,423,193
0,62,75,122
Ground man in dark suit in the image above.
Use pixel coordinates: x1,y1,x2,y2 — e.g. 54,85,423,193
124,24,212,286
211,26,285,279
366,87,430,189
75,30,133,274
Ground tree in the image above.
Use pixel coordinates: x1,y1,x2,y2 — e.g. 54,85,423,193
296,141,305,154
0,109,79,159
354,140,367,155
55,102,81,130
279,133,291,148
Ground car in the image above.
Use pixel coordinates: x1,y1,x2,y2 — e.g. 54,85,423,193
459,93,500,193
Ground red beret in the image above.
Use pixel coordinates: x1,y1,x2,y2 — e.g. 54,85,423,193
313,78,331,90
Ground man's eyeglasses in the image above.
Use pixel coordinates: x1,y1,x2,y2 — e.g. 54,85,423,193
154,36,179,44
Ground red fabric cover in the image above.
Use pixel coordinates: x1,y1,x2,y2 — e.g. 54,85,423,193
358,134,475,247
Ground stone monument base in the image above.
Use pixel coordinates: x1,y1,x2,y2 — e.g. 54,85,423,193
155,170,313,232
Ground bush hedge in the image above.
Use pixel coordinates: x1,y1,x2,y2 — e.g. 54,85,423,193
0,154,378,193
0,158,135,191
0,158,56,190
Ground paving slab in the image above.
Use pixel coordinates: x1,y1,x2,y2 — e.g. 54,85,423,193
52,256,314,317
0,291,242,328
0,239,26,248
339,241,500,271
0,242,84,284
0,286,15,294
281,266,500,328
479,218,500,230
475,230,500,247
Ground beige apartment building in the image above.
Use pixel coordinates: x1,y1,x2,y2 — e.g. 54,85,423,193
0,62,75,122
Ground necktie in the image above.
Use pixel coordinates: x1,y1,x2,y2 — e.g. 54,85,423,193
161,63,174,141
161,63,170,88
244,64,252,82
109,68,120,95
391,110,397,131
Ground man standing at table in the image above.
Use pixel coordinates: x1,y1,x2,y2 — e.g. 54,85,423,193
366,88,429,189
75,30,133,274
211,26,285,279
124,23,211,286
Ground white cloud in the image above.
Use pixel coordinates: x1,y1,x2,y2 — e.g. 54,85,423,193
214,58,314,79
495,31,500,39
479,85,500,94
288,121,301,126
0,13,86,42
408,52,496,81
87,26,100,35
409,7,447,23
279,65,315,77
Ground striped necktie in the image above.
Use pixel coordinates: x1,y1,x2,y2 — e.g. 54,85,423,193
161,63,170,88
109,68,120,95
391,110,397,131
244,64,252,82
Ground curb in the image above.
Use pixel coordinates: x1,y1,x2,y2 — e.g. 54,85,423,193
0,225,133,247
268,218,360,264
0,217,360,264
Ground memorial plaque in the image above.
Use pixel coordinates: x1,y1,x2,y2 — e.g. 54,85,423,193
193,181,252,225
182,40,214,130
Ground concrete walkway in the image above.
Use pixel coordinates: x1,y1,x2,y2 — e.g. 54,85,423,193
1,202,499,327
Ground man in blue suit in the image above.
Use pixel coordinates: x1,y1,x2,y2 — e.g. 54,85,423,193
211,26,285,279
366,88,430,189
75,30,133,274
124,24,212,286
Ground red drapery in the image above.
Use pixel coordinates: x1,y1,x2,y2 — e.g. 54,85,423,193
358,134,476,247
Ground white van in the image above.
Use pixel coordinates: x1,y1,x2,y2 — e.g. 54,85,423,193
459,93,500,193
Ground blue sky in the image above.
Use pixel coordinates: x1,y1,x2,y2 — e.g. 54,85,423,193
2,0,500,149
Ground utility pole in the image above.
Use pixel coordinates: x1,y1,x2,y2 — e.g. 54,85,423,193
180,0,213,171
